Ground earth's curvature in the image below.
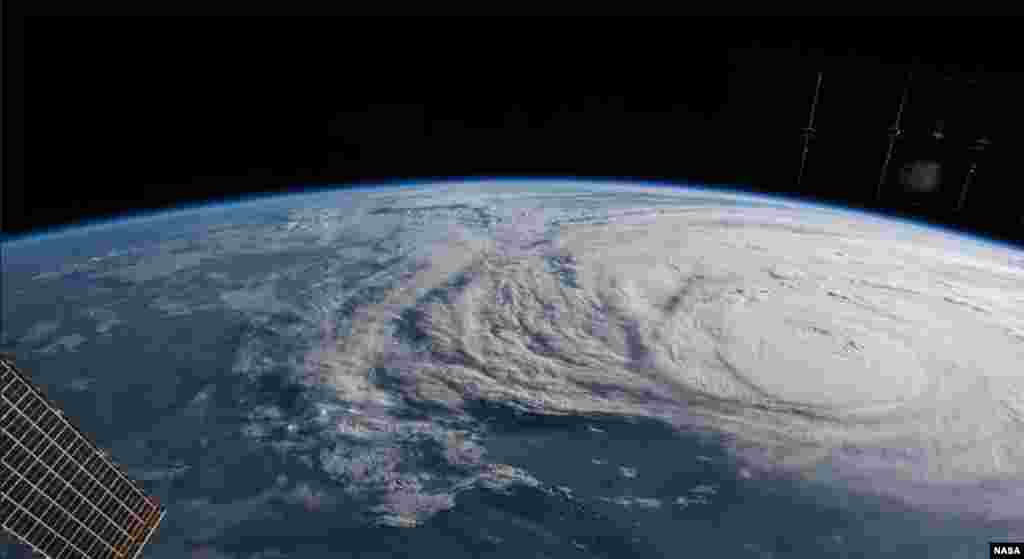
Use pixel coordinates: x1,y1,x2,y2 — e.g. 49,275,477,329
2,180,1023,558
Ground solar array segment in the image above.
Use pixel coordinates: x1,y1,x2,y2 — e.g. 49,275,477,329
0,356,165,559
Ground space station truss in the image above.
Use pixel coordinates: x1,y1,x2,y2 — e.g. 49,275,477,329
0,354,165,559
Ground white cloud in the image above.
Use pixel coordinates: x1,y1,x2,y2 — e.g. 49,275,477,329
37,333,87,354
19,320,60,344
304,195,1024,523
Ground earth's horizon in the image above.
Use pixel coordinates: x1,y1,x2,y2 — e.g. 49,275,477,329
2,179,1022,558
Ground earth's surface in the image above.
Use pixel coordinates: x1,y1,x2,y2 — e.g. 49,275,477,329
2,180,1023,558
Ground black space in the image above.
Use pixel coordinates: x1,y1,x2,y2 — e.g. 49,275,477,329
5,16,1024,245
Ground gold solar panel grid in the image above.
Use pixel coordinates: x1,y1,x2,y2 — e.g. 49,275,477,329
0,355,165,559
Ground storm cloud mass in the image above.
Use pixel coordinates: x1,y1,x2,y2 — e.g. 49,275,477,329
305,182,1024,524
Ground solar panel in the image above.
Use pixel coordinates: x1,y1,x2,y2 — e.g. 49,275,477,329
0,355,165,559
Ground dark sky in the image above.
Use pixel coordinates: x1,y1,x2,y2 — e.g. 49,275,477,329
5,16,1024,244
